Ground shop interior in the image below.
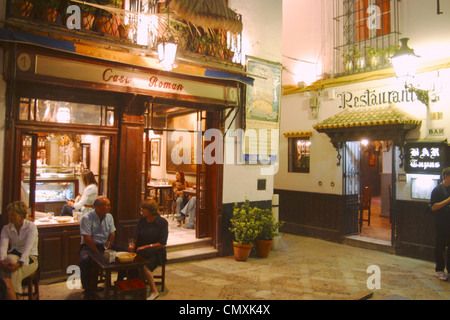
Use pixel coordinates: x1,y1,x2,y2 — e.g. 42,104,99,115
359,140,392,242
21,132,111,222
19,98,207,244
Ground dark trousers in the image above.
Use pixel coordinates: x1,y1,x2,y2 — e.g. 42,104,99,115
79,243,126,291
61,204,74,217
435,215,450,272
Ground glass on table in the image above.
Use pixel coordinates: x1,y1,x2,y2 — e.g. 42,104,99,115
128,238,135,252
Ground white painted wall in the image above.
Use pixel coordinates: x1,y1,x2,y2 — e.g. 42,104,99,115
223,0,282,204
277,69,450,199
282,1,450,85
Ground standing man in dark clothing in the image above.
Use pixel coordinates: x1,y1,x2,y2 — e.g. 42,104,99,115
430,167,450,281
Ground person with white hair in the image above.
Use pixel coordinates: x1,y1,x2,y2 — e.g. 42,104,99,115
0,201,39,298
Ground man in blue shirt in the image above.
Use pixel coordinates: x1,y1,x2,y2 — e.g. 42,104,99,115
79,196,117,299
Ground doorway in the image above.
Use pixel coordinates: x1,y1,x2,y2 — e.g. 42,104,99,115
359,140,393,242
143,104,222,248
344,140,393,244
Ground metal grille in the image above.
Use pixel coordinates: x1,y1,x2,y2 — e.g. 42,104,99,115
333,0,400,76
343,141,361,196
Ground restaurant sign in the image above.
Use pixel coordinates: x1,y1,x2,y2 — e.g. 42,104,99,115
404,141,447,174
17,53,238,105
337,88,417,109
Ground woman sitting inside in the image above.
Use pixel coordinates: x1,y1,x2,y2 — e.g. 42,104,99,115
172,171,189,219
129,199,168,300
61,170,98,216
0,201,39,299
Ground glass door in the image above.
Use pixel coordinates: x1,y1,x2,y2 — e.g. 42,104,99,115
19,132,38,219
99,137,111,197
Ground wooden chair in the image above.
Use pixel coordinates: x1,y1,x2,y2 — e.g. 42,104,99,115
153,264,166,292
161,188,175,218
359,186,372,232
20,268,40,300
141,264,166,292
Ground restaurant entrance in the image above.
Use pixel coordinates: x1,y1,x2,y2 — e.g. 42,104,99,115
143,102,223,244
359,140,393,243
343,140,394,244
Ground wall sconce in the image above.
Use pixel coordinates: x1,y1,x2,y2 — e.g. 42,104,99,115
310,90,322,120
360,139,370,152
157,12,178,71
391,38,430,107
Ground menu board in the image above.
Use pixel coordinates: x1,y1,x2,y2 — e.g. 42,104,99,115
244,57,282,164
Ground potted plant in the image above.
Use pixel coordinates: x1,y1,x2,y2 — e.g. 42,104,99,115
366,47,384,68
79,1,98,30
342,46,354,72
254,209,284,258
353,46,365,70
383,45,398,65
39,0,59,23
229,200,263,261
12,0,34,18
95,0,122,36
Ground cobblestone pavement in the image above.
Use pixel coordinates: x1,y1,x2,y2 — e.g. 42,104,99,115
39,233,449,301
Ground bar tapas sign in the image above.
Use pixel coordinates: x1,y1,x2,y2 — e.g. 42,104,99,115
404,141,448,175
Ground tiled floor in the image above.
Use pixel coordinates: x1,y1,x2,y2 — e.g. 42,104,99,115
165,214,197,246
360,196,392,242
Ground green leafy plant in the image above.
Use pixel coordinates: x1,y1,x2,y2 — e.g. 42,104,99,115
256,208,284,241
366,47,384,58
229,200,263,245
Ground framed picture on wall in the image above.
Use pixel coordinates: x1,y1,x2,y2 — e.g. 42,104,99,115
150,138,161,166
166,131,196,175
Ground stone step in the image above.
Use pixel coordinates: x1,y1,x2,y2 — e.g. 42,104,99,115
343,235,395,254
166,237,213,252
167,246,218,264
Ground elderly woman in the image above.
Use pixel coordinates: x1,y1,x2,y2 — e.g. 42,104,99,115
0,201,38,298
61,170,98,216
129,199,168,300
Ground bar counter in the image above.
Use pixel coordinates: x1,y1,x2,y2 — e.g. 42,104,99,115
35,216,81,279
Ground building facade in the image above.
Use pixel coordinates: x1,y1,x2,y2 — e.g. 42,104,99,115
277,0,450,261
0,0,282,278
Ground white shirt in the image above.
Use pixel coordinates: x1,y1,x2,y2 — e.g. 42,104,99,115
73,184,98,214
0,219,39,266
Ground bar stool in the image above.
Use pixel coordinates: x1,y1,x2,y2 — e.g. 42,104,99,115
21,268,40,300
113,278,147,300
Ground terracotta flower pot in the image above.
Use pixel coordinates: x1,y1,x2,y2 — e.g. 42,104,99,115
13,0,34,17
254,239,273,258
233,242,253,261
41,8,58,23
82,13,95,30
96,16,120,37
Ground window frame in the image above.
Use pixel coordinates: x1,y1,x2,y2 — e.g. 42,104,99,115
333,0,400,76
288,137,311,174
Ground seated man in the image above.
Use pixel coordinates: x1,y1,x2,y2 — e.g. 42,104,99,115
79,196,121,299
176,196,196,229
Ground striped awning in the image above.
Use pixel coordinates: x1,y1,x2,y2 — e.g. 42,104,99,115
166,0,243,34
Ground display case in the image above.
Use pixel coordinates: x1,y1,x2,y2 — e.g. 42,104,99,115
23,177,79,214
23,165,76,179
